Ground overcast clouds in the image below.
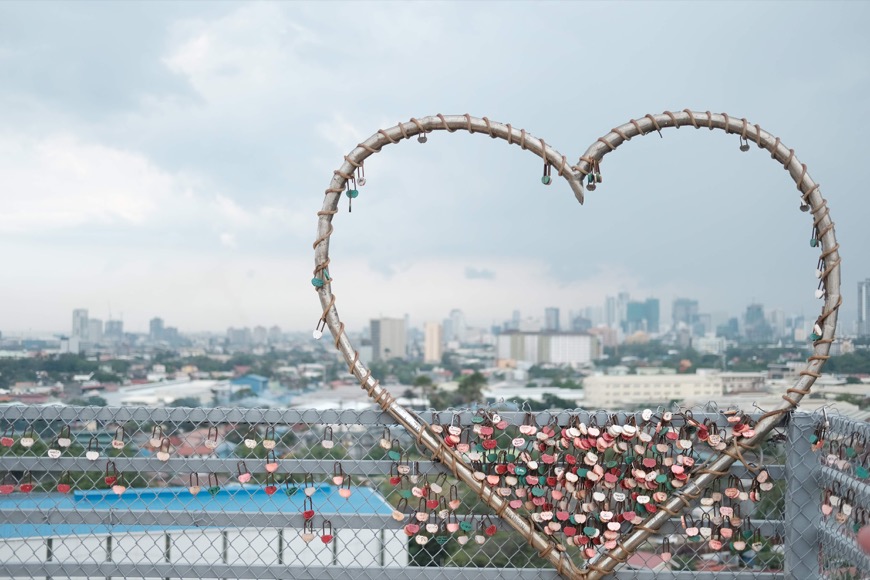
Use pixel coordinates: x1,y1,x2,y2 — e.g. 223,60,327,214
0,1,867,335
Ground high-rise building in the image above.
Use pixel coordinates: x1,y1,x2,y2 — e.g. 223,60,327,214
88,319,103,344
423,322,443,364
227,327,252,347
72,309,89,340
269,325,282,343
859,279,870,337
252,326,268,345
449,309,466,344
672,299,699,330
105,319,124,340
605,296,617,329
744,304,773,343
626,299,660,334
544,307,560,332
371,318,407,361
149,317,164,342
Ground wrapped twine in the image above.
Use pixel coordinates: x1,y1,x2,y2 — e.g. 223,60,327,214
311,112,840,579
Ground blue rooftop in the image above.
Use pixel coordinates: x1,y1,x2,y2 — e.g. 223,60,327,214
0,484,391,539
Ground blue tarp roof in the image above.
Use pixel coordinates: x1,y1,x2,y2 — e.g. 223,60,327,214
0,484,391,539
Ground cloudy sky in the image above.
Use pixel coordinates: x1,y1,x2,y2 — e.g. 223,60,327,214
1,1,868,336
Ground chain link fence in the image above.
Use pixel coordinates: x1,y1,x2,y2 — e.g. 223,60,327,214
0,404,843,579
815,412,870,580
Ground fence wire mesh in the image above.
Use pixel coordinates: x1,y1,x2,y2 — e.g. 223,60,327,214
0,404,824,579
815,412,870,580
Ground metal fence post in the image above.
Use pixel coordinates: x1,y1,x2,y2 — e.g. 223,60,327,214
784,412,822,580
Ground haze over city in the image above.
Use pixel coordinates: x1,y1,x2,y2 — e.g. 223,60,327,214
1,2,868,335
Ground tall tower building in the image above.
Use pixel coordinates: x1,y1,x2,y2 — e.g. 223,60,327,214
88,319,103,344
423,322,443,364
672,298,699,330
72,309,89,340
371,318,407,361
449,309,466,344
544,307,560,332
105,319,124,340
149,317,164,342
859,279,870,337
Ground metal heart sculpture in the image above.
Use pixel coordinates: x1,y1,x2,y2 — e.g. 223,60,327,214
311,112,841,579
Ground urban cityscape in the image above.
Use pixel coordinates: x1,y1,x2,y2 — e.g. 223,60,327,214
1,280,868,419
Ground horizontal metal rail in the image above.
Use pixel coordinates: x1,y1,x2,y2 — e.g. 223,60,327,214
818,465,870,505
0,455,786,480
0,562,784,580
0,508,785,537
0,405,772,427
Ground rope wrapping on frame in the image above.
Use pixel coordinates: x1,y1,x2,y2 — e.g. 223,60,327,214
311,111,840,580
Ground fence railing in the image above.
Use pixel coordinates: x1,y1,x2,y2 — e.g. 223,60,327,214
0,404,862,579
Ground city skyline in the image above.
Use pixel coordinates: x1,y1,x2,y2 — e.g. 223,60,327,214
1,4,867,334
0,293,833,340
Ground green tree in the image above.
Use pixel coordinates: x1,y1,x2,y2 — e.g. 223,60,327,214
168,397,203,408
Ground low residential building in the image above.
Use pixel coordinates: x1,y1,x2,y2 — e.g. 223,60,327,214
584,373,723,408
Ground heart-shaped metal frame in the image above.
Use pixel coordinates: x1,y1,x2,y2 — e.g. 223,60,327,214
312,111,840,579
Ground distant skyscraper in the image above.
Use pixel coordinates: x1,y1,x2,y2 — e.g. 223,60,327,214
88,319,103,344
72,309,89,340
449,309,466,343
149,317,164,341
423,322,443,364
605,296,617,329
672,299,699,330
544,307,560,332
744,304,773,343
268,325,282,343
227,327,252,347
252,326,268,345
626,299,660,334
859,279,870,337
105,319,123,340
371,318,406,361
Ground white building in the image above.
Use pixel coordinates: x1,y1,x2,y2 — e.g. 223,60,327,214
88,319,103,344
423,322,442,364
496,332,599,367
583,373,723,408
370,318,406,361
72,309,89,340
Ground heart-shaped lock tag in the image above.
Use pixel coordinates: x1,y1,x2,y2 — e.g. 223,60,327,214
149,426,163,449
189,473,201,496
301,521,316,543
321,521,334,544
204,425,218,449
262,427,276,450
112,426,127,450
104,460,118,486
404,523,420,536
57,472,71,494
266,455,279,473
0,426,13,448
303,496,315,521
332,462,344,486
237,461,251,484
20,427,34,448
86,435,100,461
157,437,171,461
47,448,61,459
321,426,334,449
57,426,71,448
